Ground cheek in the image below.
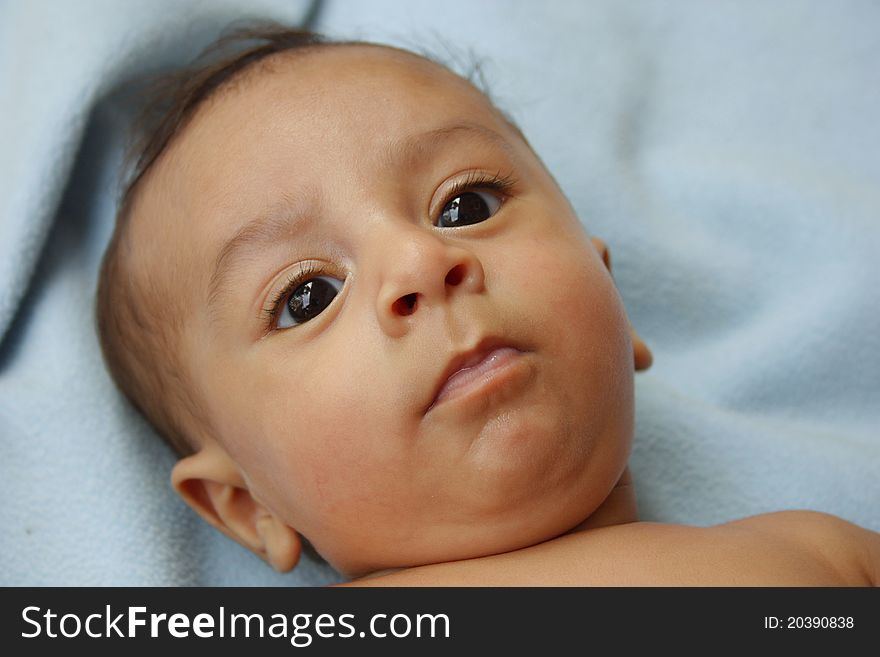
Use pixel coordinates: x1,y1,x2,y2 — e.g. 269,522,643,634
543,246,632,401
492,227,634,433
495,226,626,348
233,349,416,532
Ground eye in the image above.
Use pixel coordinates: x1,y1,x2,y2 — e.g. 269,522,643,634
437,189,503,227
277,276,343,329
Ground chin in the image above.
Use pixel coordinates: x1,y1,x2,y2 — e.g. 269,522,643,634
475,409,630,525
473,399,595,478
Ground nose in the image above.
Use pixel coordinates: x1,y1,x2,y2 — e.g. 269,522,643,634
375,226,485,337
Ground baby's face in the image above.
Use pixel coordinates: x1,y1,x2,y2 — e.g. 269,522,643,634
133,45,637,576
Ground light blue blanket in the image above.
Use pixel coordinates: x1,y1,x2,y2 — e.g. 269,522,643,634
2,0,878,585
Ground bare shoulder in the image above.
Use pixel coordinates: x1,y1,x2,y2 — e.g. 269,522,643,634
717,510,879,586
344,511,879,586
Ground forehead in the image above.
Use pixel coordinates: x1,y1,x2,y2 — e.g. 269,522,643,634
182,43,502,170
134,44,507,218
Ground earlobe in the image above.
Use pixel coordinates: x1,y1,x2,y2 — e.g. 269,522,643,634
632,331,653,371
171,444,302,572
591,237,611,272
256,515,302,572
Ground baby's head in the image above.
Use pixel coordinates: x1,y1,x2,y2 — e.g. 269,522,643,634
96,26,652,578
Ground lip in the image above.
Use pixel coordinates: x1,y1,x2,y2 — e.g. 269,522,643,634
425,338,527,414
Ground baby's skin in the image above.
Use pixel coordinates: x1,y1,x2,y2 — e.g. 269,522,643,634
351,471,880,585
124,42,879,585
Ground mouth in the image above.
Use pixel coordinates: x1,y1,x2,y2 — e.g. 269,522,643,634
425,338,529,414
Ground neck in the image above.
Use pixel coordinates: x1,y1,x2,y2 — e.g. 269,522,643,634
356,466,639,581
566,465,639,534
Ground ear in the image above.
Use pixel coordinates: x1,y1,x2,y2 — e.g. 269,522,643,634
591,237,653,372
171,443,301,572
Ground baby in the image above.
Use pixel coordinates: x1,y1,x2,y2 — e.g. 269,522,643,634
96,26,879,585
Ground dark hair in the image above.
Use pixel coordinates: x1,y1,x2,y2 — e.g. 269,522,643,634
117,25,340,227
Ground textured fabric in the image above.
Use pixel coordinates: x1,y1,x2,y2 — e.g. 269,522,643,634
1,0,877,585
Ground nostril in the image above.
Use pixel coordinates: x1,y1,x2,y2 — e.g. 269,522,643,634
392,293,418,316
445,264,466,287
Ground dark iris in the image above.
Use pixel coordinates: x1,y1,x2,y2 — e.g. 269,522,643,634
288,278,339,324
439,191,493,227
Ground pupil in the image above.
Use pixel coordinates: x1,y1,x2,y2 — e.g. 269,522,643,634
289,278,338,322
441,192,490,226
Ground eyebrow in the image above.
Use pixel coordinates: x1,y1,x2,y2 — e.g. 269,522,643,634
206,121,515,312
206,191,320,313
385,121,516,170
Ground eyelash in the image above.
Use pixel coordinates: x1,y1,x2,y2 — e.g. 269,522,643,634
439,170,517,216
261,261,326,331
260,171,517,331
